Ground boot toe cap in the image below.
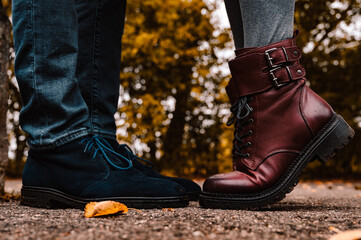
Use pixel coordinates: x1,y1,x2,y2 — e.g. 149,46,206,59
202,171,263,194
164,177,201,194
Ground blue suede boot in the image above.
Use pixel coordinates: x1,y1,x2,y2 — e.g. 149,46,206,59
110,141,201,201
21,135,188,209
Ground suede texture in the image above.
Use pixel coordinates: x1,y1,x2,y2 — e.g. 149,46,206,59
22,136,187,198
110,140,201,195
131,159,201,195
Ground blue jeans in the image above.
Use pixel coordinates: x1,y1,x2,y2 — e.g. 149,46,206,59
12,0,127,149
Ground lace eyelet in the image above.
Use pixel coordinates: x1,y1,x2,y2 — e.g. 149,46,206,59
229,97,254,160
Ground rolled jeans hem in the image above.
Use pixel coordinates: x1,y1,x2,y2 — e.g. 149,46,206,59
88,128,117,141
27,128,90,150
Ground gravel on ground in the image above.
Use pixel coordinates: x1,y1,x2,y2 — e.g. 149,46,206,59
1,181,361,240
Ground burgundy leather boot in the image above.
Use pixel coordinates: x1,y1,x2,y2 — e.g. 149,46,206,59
199,33,355,209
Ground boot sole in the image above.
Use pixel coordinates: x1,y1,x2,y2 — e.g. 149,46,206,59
199,114,354,209
187,191,200,201
21,186,189,209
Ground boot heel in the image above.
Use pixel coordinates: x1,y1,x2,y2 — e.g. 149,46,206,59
315,115,354,164
21,187,55,209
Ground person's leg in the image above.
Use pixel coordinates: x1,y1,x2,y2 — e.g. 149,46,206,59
240,0,295,47
75,0,201,200
12,0,90,149
224,0,295,48
75,0,125,140
199,0,354,209
13,0,188,209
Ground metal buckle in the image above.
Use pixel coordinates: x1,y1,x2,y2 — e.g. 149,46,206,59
266,48,293,88
269,67,286,88
265,47,290,68
265,48,278,68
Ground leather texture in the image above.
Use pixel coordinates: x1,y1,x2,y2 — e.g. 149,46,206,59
203,34,334,194
226,37,305,103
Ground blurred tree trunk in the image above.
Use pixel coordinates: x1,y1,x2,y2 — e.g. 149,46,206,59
0,3,11,193
160,81,191,173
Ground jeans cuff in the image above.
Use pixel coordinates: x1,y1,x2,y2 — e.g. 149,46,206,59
88,128,117,141
27,128,90,150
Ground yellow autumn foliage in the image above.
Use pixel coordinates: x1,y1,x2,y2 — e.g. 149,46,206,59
119,0,233,176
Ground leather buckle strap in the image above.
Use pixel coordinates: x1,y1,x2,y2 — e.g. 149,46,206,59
265,48,280,68
264,46,301,68
265,46,303,88
269,66,286,88
269,64,305,88
227,37,305,102
227,60,305,103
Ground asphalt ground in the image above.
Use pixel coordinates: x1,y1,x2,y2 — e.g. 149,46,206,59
1,180,361,240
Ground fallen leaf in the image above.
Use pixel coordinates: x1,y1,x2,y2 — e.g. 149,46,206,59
162,208,175,211
0,193,20,202
328,229,361,240
84,201,128,218
128,208,143,213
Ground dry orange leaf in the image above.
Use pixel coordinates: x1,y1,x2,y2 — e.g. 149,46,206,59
162,208,175,211
84,201,128,218
128,208,143,213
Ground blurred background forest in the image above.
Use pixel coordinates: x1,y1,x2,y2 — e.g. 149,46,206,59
0,0,360,179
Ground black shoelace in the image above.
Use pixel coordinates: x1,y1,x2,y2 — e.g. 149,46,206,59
227,96,254,158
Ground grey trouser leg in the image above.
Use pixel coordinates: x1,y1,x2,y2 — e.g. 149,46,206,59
224,0,295,48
